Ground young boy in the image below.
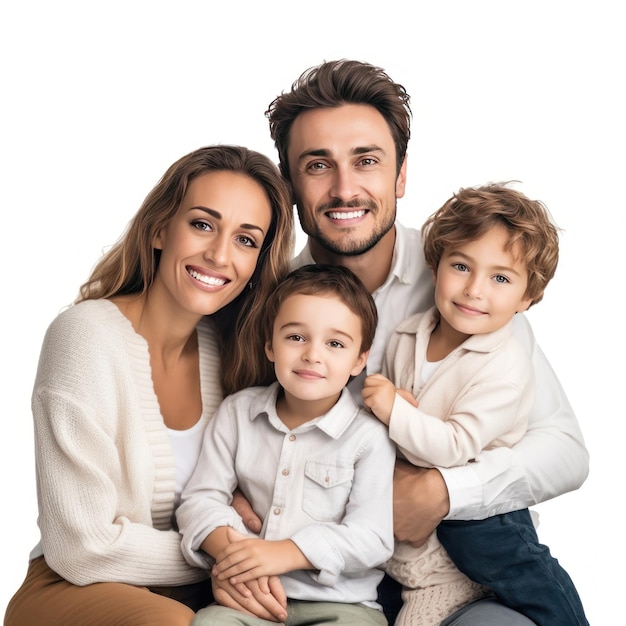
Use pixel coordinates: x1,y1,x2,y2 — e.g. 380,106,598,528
177,264,396,626
363,183,588,626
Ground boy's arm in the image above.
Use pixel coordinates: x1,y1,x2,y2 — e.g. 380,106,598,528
440,316,589,519
212,530,313,583
177,405,289,623
206,528,288,623
362,373,397,424
388,349,532,469
290,423,396,587
393,315,589,544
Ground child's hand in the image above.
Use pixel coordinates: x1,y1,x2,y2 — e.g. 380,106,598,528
213,530,307,584
362,373,396,425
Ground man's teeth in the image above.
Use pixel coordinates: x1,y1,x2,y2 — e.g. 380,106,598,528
327,210,366,220
188,269,226,286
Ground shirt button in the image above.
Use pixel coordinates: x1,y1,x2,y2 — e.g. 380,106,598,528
282,469,289,476
273,508,281,516
289,435,296,441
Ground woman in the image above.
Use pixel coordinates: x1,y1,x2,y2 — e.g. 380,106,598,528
4,145,294,626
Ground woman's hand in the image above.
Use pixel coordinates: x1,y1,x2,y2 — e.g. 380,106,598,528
211,573,287,622
210,528,287,622
232,489,263,534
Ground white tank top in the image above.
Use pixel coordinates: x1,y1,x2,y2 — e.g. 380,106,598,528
168,419,205,506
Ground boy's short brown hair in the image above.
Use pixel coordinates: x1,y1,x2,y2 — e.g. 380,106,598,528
263,264,378,353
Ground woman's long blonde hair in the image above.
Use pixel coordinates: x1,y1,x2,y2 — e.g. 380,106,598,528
78,145,294,394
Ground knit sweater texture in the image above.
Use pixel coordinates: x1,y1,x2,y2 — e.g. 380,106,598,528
29,299,223,586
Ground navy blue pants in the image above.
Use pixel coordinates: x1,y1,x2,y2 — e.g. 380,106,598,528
437,508,588,626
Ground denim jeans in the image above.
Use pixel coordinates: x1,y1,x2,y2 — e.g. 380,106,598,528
437,508,589,626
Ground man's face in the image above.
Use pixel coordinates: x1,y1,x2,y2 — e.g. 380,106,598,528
287,104,407,257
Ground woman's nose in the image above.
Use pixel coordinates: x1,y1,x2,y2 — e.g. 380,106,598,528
204,234,230,267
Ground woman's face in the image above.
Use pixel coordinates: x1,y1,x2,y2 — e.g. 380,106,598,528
152,170,272,319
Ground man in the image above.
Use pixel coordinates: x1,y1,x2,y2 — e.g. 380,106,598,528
262,59,588,625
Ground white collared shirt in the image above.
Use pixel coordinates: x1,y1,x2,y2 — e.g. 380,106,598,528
177,383,396,608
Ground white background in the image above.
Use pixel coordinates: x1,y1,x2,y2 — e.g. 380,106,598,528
1,1,623,623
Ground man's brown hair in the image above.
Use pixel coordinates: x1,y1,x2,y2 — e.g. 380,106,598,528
266,59,411,183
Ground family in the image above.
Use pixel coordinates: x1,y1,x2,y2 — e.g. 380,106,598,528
4,60,590,625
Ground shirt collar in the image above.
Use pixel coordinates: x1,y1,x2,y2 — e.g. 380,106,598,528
292,221,421,288
397,306,517,354
385,221,425,287
248,382,362,439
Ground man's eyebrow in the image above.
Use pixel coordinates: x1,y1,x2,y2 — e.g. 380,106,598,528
352,144,386,155
296,145,386,161
297,148,331,160
191,206,266,234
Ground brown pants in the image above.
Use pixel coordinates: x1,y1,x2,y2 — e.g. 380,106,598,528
4,556,213,626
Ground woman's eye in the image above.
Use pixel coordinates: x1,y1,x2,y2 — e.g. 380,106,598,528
191,220,212,232
236,234,258,248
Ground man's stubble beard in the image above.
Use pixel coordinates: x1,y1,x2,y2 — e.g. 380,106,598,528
298,203,397,258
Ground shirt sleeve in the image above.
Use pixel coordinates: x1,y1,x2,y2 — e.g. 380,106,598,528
177,399,250,569
441,315,589,519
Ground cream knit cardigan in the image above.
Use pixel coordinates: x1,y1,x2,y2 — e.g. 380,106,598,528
29,299,223,586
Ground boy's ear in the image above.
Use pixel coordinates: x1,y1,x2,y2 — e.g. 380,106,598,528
431,268,437,285
517,297,533,314
350,350,369,378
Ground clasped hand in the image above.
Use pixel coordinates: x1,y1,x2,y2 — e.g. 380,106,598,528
210,528,288,623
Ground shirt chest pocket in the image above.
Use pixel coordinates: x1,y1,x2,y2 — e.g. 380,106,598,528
302,460,354,522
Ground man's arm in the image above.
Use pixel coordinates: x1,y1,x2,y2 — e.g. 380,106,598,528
392,461,449,546
441,316,588,520
393,315,589,543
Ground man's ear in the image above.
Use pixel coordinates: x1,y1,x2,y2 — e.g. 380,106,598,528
395,154,408,199
350,350,369,377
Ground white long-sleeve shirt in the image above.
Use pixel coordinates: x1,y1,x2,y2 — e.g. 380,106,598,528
293,221,589,520
177,383,396,608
